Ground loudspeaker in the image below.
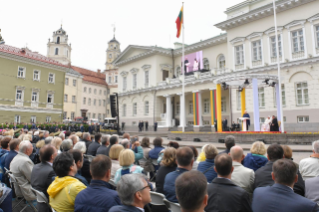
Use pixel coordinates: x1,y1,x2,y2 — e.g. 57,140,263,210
194,138,201,142
175,137,182,141
110,95,117,118
218,139,225,143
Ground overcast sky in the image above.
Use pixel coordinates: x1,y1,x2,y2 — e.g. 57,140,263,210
1,0,241,71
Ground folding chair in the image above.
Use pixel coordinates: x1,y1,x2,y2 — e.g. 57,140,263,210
150,191,169,212
109,179,117,188
8,173,37,212
84,154,95,163
31,187,51,210
163,199,182,212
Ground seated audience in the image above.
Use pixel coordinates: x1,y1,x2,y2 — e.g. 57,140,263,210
44,136,53,145
96,135,110,155
176,171,208,212
106,136,119,156
10,140,36,202
74,155,121,212
156,147,177,194
252,159,319,212
109,173,151,212
197,144,218,182
139,137,154,173
305,175,319,205
51,137,62,154
69,134,79,146
197,144,209,162
149,137,165,161
87,133,102,156
0,137,10,180
4,139,20,171
73,141,91,182
114,149,144,184
73,141,86,154
167,141,179,149
109,144,124,179
230,146,255,196
205,154,252,212
254,144,305,196
129,137,144,162
59,132,65,141
219,135,235,154
243,141,268,171
299,140,319,180
31,144,57,212
282,145,299,168
189,145,199,170
82,133,91,153
61,139,73,152
47,152,86,212
164,147,194,203
70,149,89,186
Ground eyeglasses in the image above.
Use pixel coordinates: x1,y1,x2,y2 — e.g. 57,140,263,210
134,185,150,193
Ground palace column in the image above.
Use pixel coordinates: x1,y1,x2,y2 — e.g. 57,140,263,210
177,93,185,128
241,88,246,131
164,95,172,127
252,78,260,131
192,90,203,126
216,84,222,132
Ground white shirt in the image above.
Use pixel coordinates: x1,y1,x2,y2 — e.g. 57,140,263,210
299,157,319,180
136,207,144,212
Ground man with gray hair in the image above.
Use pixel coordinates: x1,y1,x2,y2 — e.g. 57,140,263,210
10,140,36,202
43,130,49,138
69,134,79,146
299,140,319,180
109,173,151,212
45,136,53,145
96,135,110,156
61,139,73,152
82,132,91,153
59,132,65,141
219,135,235,154
230,146,255,196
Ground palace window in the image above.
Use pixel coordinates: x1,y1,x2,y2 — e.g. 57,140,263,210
33,70,40,81
258,87,265,108
16,90,23,100
274,84,286,107
316,25,319,48
88,98,91,106
123,77,127,91
203,58,210,70
64,94,68,102
145,71,149,87
252,40,262,61
237,91,241,111
47,94,53,104
46,116,51,123
133,74,137,89
115,76,118,83
15,115,21,124
94,99,96,106
204,99,210,114
270,35,282,57
235,45,244,65
89,88,91,93
63,112,67,119
94,89,97,94
133,103,137,115
55,48,59,55
176,102,180,114
73,79,76,86
99,99,101,106
48,73,55,83
296,82,309,105
221,97,226,112
72,95,76,103
297,116,309,123
65,78,69,85
83,97,86,105
71,112,75,120
109,76,112,83
103,100,106,106
32,92,38,102
292,30,304,52
84,87,87,92
145,101,149,115
218,55,225,69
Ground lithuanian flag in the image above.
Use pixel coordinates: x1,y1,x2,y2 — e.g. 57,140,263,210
175,6,183,38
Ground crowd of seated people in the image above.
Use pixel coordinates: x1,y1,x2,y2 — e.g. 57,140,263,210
1,128,319,212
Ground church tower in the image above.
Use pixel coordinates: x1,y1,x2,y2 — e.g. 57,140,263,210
105,35,121,70
47,25,72,66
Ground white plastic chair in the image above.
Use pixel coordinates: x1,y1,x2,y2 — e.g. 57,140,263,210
150,191,165,205
109,179,117,188
163,198,181,212
31,187,51,209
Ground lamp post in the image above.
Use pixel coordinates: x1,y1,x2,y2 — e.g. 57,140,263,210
0,29,4,45
272,0,285,133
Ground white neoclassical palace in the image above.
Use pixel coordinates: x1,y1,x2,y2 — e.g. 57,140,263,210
114,0,319,132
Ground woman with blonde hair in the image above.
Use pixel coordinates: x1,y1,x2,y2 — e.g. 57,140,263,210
197,144,209,162
109,144,124,179
113,149,144,184
243,141,268,171
156,147,177,194
51,137,62,154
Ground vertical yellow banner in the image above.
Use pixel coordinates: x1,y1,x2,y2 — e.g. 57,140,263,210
216,84,222,132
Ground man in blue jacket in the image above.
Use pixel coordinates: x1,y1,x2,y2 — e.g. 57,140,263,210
252,159,319,212
109,173,151,212
75,155,121,212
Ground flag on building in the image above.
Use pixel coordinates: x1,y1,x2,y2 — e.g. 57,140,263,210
175,6,183,38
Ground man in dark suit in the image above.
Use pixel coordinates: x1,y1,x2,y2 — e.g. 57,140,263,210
154,122,158,132
87,133,102,156
205,154,252,212
145,121,148,131
80,124,84,133
23,123,28,130
270,115,279,131
96,135,109,156
88,123,94,134
12,123,17,130
31,144,57,212
4,139,20,171
222,118,227,131
82,133,92,153
214,119,217,132
252,159,319,212
254,144,305,196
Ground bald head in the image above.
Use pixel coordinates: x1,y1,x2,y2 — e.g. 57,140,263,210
230,146,244,162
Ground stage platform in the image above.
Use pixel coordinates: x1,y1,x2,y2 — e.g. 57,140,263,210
168,131,319,145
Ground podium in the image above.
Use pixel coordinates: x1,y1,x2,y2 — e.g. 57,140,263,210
239,117,250,131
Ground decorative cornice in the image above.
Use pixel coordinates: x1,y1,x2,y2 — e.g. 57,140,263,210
32,88,41,92
141,64,151,71
284,20,306,29
120,71,128,77
264,26,284,35
160,64,173,71
246,32,263,40
215,0,315,31
307,13,319,22
230,37,245,45
130,68,139,74
0,104,62,114
47,90,55,94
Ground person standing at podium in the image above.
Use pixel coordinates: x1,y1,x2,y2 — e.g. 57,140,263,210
243,111,250,131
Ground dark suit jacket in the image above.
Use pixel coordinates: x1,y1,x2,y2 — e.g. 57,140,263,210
5,150,18,170
80,126,84,132
31,162,56,198
87,141,101,156
252,183,319,212
96,145,108,156
110,205,142,212
205,178,252,212
254,160,305,196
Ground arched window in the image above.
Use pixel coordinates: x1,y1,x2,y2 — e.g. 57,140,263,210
57,37,60,44
55,48,59,55
203,58,210,70
109,54,112,59
218,55,225,69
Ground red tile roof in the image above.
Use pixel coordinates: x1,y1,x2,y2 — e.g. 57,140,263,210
0,44,67,67
71,66,107,86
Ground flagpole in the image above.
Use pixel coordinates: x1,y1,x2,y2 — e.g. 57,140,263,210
182,2,185,132
272,0,285,133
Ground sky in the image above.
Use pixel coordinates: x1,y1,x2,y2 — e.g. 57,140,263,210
0,0,241,71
